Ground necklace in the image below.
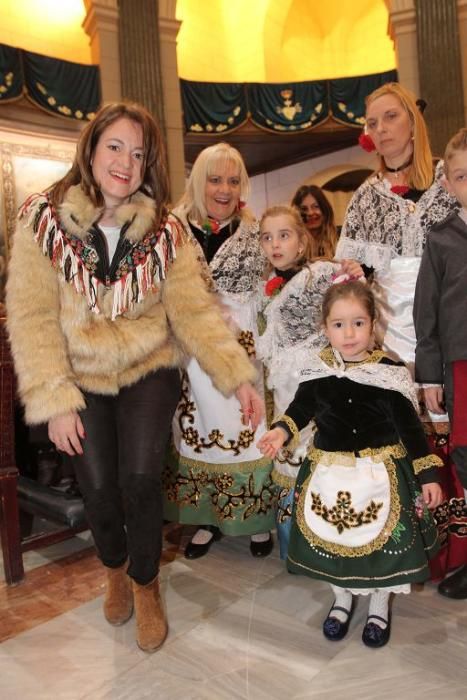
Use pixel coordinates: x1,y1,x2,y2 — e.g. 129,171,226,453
384,155,413,177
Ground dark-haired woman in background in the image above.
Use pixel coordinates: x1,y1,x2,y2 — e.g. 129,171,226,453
291,184,338,258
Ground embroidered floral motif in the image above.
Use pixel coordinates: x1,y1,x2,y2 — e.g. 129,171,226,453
277,487,293,524
310,489,384,534
177,374,256,455
414,492,428,520
163,462,276,521
237,329,256,357
390,521,407,543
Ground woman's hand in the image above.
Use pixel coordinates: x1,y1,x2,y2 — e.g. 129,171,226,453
423,386,445,414
257,427,288,458
235,382,265,430
48,412,85,456
422,482,443,510
339,258,364,279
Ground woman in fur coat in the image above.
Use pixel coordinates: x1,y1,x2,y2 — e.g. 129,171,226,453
6,102,262,653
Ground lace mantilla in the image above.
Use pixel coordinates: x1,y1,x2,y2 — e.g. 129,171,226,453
300,347,419,411
337,161,457,273
256,261,338,384
22,193,179,320
208,218,266,295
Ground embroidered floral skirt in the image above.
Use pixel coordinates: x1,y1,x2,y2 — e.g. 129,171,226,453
163,449,276,535
163,354,275,536
287,445,439,588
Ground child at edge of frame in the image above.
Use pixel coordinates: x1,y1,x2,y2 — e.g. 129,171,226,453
414,126,467,600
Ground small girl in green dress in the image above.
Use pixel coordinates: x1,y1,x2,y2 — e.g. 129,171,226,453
258,280,443,648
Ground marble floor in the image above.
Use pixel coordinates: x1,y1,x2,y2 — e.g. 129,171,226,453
1,526,466,700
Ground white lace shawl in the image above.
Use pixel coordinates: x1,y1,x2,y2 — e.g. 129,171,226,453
208,217,267,296
256,261,339,388
300,347,419,412
336,161,457,274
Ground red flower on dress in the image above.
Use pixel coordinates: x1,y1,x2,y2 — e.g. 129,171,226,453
390,185,410,196
265,276,286,296
358,133,376,152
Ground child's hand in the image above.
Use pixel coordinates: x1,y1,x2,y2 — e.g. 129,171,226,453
423,386,445,414
257,427,288,458
339,258,364,280
422,482,443,509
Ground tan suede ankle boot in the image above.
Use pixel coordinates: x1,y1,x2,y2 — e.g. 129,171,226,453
103,563,133,626
132,577,168,652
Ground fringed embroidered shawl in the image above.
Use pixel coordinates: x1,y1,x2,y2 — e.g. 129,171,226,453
20,192,180,320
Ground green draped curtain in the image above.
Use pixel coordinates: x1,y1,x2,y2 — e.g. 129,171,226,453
330,70,398,127
182,81,247,133
0,42,101,121
248,81,328,131
0,44,23,101
181,70,398,134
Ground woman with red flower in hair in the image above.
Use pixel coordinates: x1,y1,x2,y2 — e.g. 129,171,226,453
256,205,363,558
165,143,276,559
337,83,465,595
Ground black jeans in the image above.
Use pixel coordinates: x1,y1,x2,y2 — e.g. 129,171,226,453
444,363,467,489
71,368,181,584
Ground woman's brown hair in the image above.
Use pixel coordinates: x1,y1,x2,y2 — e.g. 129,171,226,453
49,101,170,227
291,184,338,258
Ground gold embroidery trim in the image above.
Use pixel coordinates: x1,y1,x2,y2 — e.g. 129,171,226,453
295,452,401,557
271,468,296,488
307,443,406,466
319,346,388,368
287,555,433,582
413,454,444,474
273,414,300,452
170,446,272,474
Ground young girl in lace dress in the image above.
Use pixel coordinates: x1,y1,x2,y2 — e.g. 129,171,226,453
258,281,443,648
256,205,361,558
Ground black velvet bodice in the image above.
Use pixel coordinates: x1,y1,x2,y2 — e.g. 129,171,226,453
276,357,440,484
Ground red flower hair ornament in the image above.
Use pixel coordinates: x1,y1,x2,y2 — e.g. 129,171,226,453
358,132,376,153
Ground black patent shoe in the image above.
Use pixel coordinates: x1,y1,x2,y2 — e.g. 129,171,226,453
362,614,391,648
322,601,354,641
438,565,467,599
250,533,273,557
184,526,221,559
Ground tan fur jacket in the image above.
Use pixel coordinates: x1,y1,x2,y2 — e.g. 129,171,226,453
6,185,256,425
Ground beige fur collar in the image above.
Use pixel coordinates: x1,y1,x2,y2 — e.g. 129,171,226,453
58,185,156,243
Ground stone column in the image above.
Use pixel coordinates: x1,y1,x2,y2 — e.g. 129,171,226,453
387,0,420,95
458,0,467,125
118,0,185,204
118,0,165,132
158,11,186,204
83,0,121,103
415,0,464,156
